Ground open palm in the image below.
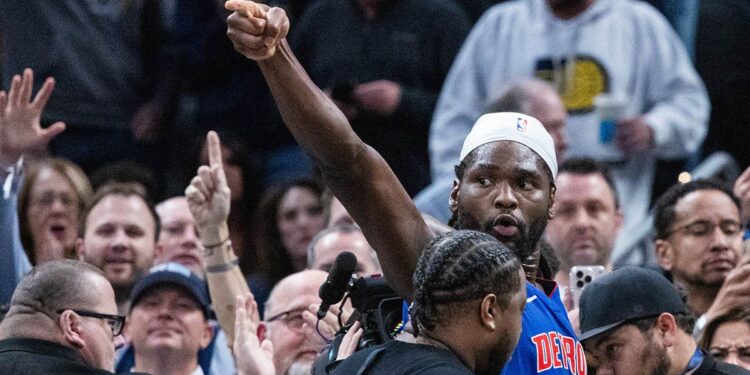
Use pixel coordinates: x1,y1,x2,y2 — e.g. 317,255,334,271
0,69,65,165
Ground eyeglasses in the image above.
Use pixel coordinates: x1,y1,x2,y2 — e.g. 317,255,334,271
32,193,76,208
665,219,742,239
57,309,126,336
266,308,307,332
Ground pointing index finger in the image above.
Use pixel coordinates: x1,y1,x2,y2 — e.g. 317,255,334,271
207,131,224,171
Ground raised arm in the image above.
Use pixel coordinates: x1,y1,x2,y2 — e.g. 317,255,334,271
0,69,65,304
185,131,251,346
225,0,433,298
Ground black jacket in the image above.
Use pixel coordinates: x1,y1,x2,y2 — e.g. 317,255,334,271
0,337,143,375
694,350,750,375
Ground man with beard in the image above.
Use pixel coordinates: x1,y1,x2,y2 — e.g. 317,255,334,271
544,158,621,306
579,266,749,375
224,1,584,373
653,180,744,316
76,183,158,314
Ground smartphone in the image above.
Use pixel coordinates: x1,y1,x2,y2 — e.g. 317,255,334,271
569,265,606,309
594,94,626,144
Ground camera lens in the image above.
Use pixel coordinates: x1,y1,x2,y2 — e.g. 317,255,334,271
576,280,584,288
584,276,592,283
576,271,584,278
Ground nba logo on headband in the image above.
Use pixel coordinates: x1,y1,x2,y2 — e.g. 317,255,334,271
516,117,528,133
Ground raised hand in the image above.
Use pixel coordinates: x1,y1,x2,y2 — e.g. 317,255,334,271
303,302,353,340
185,131,231,240
733,166,750,224
234,293,275,375
225,0,289,61
0,69,65,166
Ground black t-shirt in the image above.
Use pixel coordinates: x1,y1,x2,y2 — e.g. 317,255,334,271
328,340,474,375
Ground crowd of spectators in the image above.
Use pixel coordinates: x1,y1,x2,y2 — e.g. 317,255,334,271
2,0,750,374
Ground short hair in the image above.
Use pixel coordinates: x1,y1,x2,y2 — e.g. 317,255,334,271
305,224,380,271
653,179,740,240
4,260,106,322
558,157,619,209
79,182,161,241
699,307,750,350
410,230,522,335
18,158,93,264
629,312,696,337
485,79,557,114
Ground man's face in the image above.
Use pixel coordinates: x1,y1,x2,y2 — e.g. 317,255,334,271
451,141,554,260
585,325,670,375
529,88,568,161
126,285,211,357
262,271,328,375
78,274,119,371
154,198,203,275
545,172,621,272
657,190,742,289
78,195,156,290
311,231,381,276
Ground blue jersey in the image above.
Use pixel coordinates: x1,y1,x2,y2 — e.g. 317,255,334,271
501,281,587,375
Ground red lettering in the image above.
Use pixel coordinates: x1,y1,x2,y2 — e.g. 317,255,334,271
531,333,553,372
562,336,576,373
549,332,563,368
576,342,588,375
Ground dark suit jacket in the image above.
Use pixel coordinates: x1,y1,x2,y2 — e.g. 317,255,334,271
0,337,145,375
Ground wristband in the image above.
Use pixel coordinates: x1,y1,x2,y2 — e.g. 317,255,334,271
206,258,240,273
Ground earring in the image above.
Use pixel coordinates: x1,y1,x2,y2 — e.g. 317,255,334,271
489,321,496,330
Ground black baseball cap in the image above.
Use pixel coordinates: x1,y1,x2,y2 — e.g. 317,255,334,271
129,262,211,318
578,266,686,341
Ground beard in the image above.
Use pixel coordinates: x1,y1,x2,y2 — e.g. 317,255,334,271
453,206,548,262
641,332,670,375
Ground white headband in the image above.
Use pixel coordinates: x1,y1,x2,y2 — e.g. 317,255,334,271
459,112,558,177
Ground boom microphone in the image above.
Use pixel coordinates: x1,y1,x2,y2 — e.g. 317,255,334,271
317,251,357,319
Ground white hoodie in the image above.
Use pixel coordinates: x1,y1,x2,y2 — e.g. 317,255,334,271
421,0,709,250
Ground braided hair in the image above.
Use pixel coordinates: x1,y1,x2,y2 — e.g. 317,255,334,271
410,230,522,336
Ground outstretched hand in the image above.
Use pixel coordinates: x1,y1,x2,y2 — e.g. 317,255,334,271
185,131,231,234
0,69,65,166
234,293,275,375
226,0,289,61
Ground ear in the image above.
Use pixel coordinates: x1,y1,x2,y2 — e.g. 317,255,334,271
654,313,678,348
59,310,86,349
614,209,624,231
547,185,556,220
449,179,460,214
75,238,85,260
257,322,268,342
480,294,498,331
654,239,674,271
199,321,213,349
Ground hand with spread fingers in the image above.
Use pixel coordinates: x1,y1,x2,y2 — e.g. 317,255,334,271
0,68,65,167
303,303,352,341
185,131,231,241
234,293,276,375
225,0,289,61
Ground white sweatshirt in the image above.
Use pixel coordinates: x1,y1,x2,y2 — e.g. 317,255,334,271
420,0,709,249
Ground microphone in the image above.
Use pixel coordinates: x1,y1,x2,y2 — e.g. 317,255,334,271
317,251,357,319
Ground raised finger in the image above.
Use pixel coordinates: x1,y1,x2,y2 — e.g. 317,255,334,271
19,69,34,105
207,131,225,171
32,77,56,111
0,92,6,115
8,75,21,107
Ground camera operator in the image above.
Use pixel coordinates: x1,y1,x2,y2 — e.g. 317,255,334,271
328,230,525,374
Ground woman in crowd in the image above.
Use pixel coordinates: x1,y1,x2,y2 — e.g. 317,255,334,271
701,308,750,370
18,158,92,265
248,179,326,286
